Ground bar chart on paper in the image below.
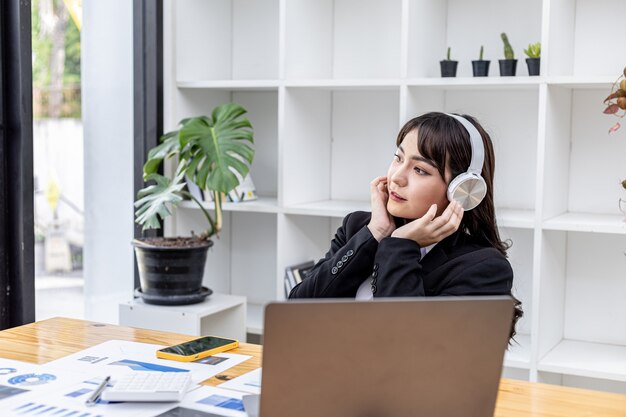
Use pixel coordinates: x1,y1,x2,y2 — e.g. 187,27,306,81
10,402,104,416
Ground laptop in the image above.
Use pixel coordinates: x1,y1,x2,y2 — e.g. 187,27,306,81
258,296,514,417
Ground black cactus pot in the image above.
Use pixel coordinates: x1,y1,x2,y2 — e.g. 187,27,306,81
498,59,517,76
472,60,490,77
440,60,458,77
133,238,213,305
526,58,540,76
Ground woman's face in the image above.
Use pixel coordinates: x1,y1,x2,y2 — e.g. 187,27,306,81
386,129,450,219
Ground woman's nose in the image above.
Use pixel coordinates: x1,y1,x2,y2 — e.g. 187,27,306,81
390,166,407,186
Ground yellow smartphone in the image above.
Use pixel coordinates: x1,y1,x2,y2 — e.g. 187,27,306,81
156,335,239,362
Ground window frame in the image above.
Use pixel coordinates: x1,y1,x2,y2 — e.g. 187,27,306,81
0,0,35,329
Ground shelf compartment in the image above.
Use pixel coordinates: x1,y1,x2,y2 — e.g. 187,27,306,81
537,231,626,362
282,88,400,206
539,340,626,383
284,199,370,218
179,196,280,214
543,212,626,235
568,89,626,214
542,87,626,218
407,0,542,78
504,333,531,370
174,0,279,81
284,0,402,79
547,0,626,77
175,89,278,198
562,232,626,346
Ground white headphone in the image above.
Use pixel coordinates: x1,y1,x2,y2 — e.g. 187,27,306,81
445,113,487,211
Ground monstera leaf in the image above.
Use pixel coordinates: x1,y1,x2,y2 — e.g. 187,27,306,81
135,103,255,237
142,117,196,177
179,103,254,193
134,171,186,231
142,130,181,177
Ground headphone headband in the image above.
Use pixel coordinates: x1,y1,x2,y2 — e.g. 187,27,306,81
445,113,484,175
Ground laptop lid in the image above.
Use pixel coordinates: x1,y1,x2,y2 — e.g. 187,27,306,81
259,296,514,417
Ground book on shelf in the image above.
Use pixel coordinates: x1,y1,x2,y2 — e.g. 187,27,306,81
286,268,296,289
228,173,258,203
185,176,204,202
293,260,315,281
284,260,315,297
284,274,292,298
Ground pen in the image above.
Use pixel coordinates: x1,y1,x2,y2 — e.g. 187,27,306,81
85,376,110,407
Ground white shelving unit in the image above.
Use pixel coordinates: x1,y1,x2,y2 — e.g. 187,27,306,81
119,293,247,341
163,0,626,393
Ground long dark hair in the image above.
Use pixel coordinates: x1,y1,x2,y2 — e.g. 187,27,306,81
396,112,507,254
396,112,523,339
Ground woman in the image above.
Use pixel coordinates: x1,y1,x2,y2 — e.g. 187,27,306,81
289,112,522,338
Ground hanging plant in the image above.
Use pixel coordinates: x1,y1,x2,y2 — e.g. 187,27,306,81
603,66,626,134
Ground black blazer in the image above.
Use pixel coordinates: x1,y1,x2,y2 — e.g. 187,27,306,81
289,211,513,299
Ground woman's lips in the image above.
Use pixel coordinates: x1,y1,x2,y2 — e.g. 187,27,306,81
389,191,406,202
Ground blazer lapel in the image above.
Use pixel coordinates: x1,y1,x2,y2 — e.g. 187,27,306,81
420,231,464,292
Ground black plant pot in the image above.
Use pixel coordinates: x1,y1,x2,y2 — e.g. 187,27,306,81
526,58,540,76
440,60,458,77
133,238,213,305
498,59,518,76
472,60,490,77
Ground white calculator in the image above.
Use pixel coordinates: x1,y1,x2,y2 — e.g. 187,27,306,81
100,371,192,402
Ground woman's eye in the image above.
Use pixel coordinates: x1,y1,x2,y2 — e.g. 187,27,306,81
393,153,401,162
414,167,428,175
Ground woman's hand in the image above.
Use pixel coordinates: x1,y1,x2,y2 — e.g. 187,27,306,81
367,176,395,241
391,200,464,246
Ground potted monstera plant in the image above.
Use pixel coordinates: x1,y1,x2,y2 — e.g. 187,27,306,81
133,102,254,305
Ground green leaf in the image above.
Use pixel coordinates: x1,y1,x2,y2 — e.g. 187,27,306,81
524,42,541,59
179,102,255,193
134,171,186,230
143,130,181,177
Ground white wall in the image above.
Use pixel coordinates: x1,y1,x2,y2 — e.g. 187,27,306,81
82,0,134,323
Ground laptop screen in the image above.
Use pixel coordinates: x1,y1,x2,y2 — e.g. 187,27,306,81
260,296,514,417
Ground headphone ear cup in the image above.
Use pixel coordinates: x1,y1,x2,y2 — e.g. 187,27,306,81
447,174,487,211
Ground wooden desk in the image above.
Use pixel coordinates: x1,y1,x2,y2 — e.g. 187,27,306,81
1,317,626,417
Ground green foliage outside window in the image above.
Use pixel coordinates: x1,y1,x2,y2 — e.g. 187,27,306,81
32,0,81,119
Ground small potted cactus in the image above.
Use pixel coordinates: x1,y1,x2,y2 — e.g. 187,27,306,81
524,42,541,76
440,47,458,77
472,45,490,77
498,33,517,76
